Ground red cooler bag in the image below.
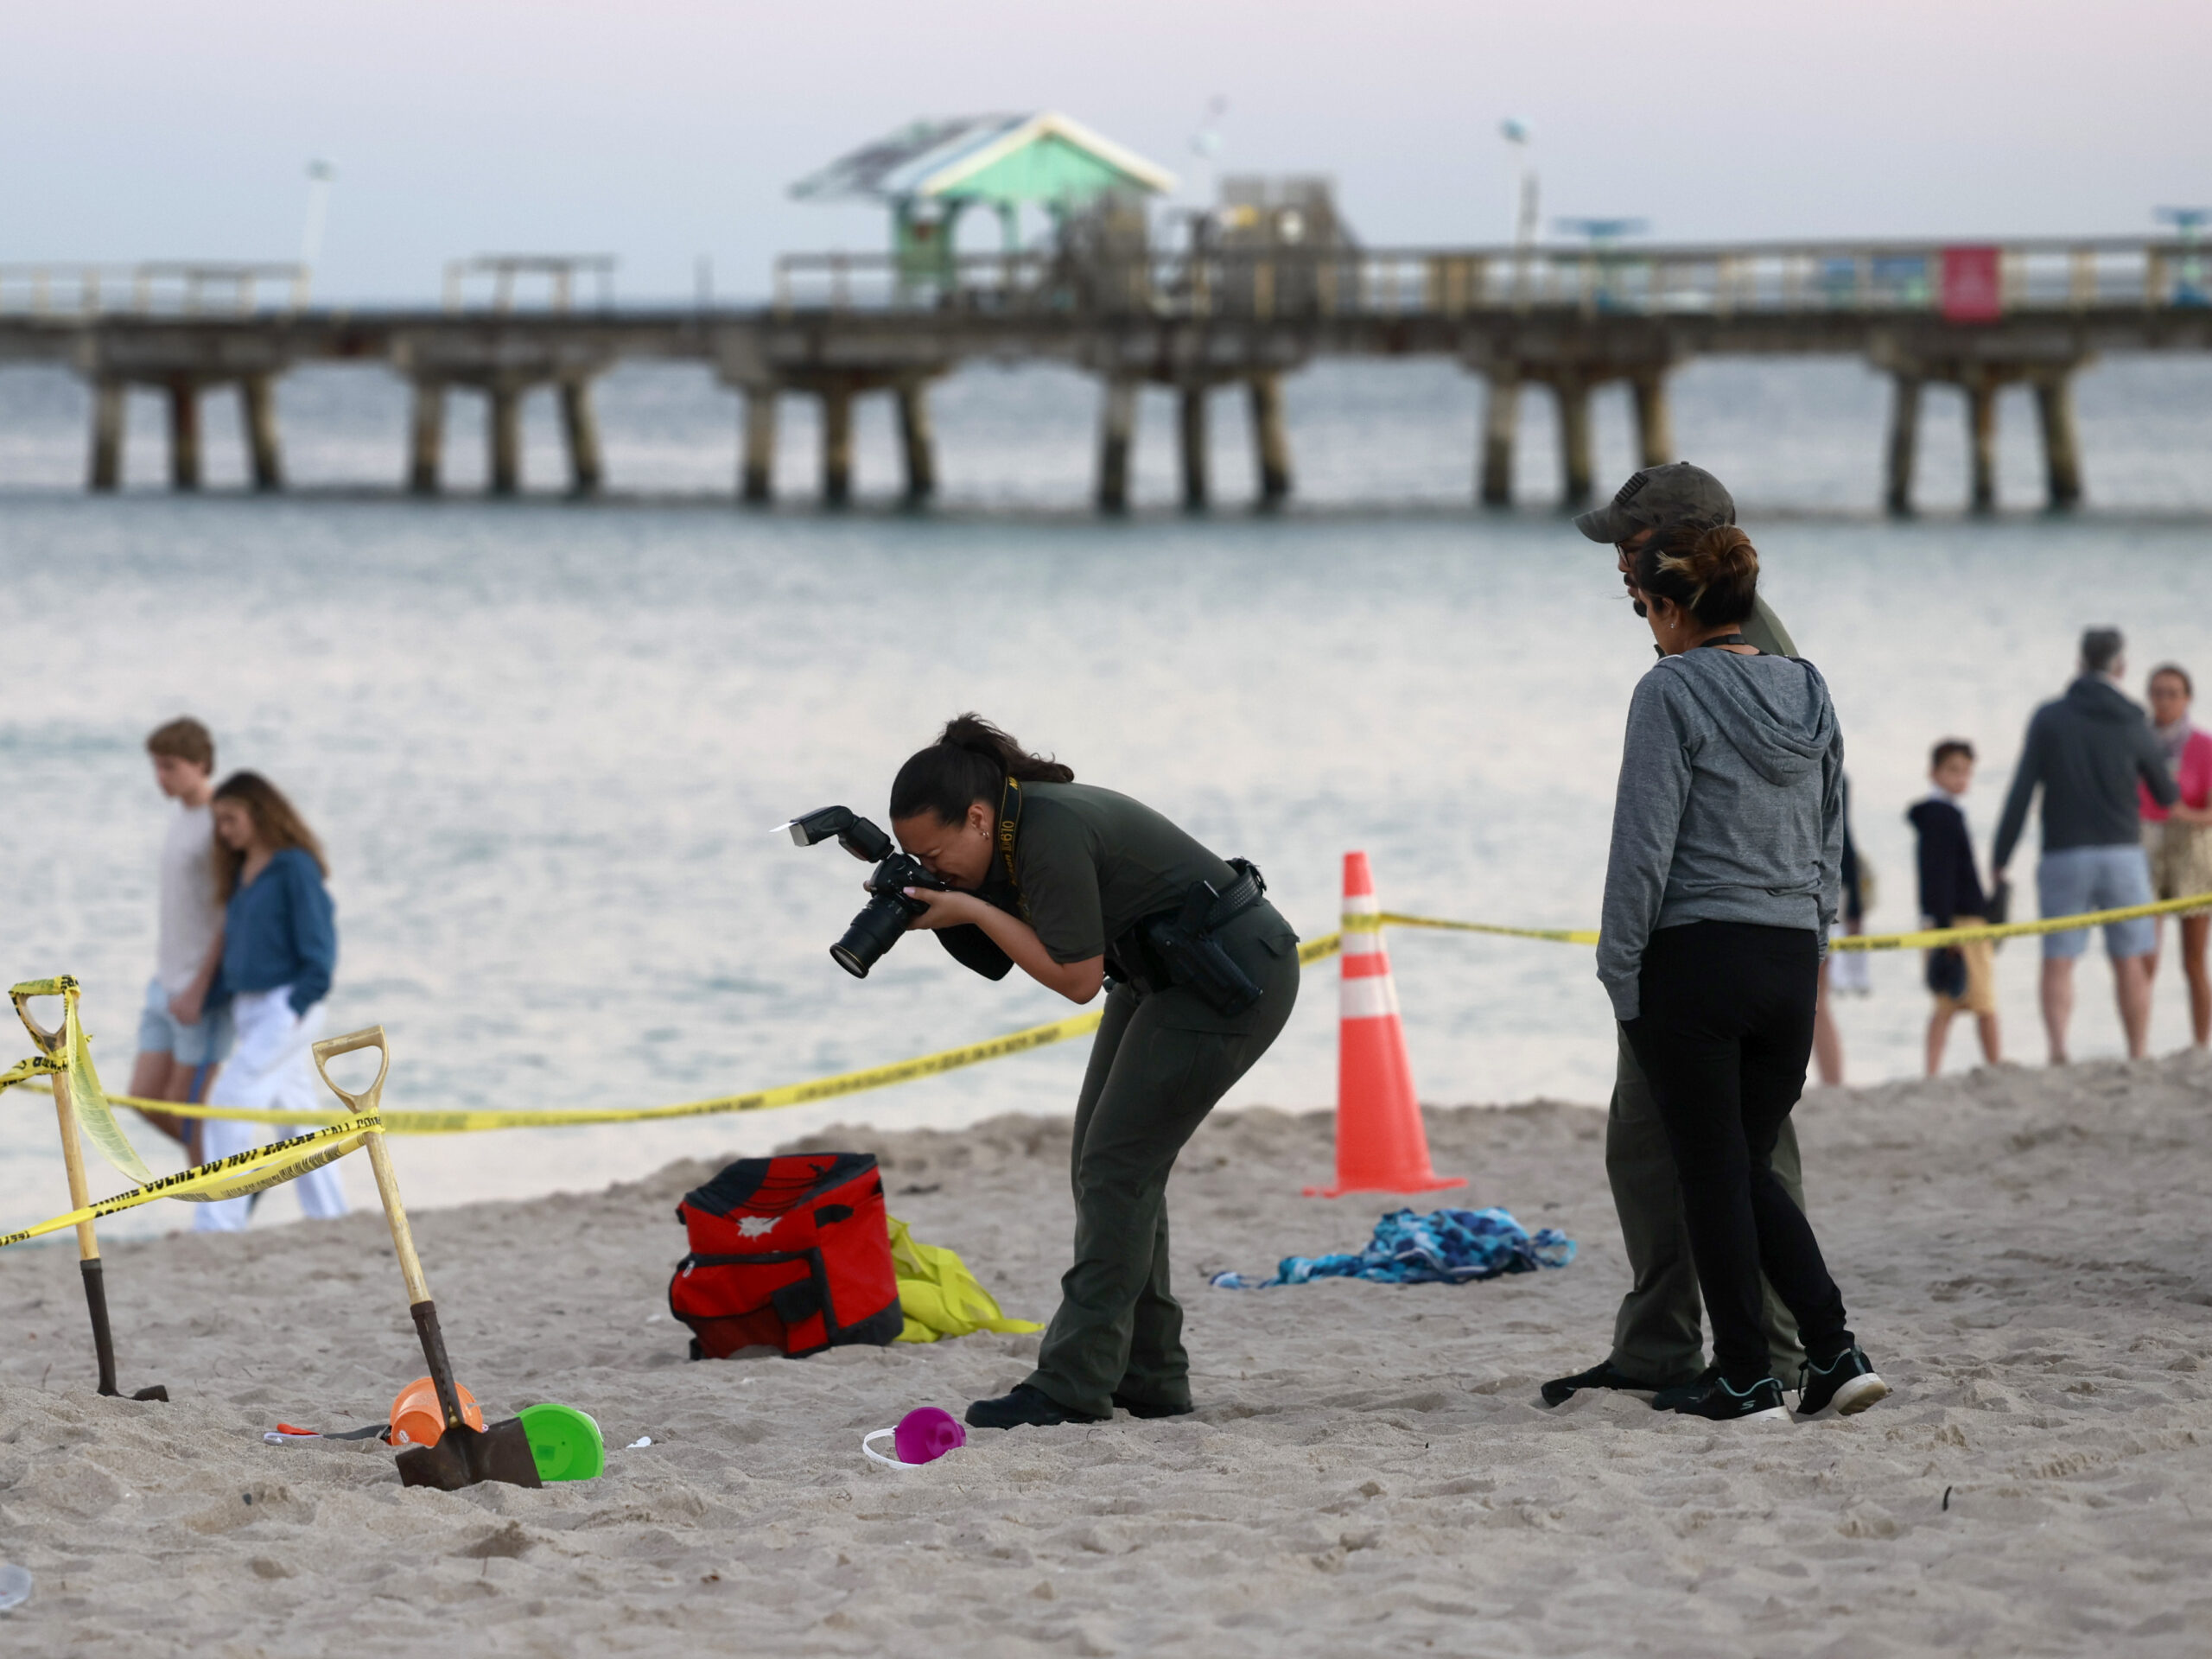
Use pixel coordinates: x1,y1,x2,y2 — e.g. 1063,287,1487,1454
668,1153,903,1358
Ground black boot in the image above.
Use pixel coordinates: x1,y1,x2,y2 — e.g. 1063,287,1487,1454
1540,1360,1671,1408
1111,1389,1194,1420
964,1384,1107,1430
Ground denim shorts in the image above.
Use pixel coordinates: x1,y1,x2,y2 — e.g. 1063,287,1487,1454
2037,845,2157,961
137,976,234,1067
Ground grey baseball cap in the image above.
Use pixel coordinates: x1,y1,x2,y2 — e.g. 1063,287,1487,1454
1573,461,1736,543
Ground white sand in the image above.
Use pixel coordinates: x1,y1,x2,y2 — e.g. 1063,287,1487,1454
5,1054,2212,1656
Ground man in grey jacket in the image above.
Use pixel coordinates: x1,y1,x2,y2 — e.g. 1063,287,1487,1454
1991,626,2177,1063
1541,462,1814,1409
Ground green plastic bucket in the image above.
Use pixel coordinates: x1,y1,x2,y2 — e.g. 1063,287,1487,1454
518,1402,605,1483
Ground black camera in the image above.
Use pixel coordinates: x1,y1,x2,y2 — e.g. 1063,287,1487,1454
783,806,946,979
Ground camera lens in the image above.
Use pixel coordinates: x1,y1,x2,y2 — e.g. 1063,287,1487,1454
830,892,915,978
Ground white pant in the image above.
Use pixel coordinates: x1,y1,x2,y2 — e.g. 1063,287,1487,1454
193,988,350,1232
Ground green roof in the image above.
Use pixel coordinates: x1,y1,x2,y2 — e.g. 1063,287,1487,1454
792,112,1175,209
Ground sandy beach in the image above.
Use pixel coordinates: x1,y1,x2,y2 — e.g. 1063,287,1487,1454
4,1052,2211,1656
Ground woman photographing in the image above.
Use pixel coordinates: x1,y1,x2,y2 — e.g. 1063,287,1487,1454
1595,527,1885,1422
886,715,1300,1429
190,772,351,1230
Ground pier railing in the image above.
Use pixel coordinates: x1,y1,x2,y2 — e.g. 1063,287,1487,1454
772,238,2212,321
0,263,313,318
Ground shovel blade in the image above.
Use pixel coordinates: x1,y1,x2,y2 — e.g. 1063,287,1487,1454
395,1418,543,1491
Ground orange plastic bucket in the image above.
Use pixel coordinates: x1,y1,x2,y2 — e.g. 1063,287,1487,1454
388,1376,485,1447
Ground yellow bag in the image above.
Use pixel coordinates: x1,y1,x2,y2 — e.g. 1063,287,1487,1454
887,1216,1043,1344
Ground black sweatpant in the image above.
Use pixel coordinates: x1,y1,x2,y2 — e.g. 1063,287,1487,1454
1621,920,1852,1383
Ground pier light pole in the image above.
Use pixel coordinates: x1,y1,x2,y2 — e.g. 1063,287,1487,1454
1501,121,1536,306
1477,119,1541,506
298,161,334,304
1188,96,1228,220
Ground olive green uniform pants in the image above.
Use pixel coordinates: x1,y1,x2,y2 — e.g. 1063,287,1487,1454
1026,906,1300,1420
1606,1024,1809,1384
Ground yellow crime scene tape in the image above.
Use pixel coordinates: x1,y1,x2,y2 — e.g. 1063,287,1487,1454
1825,891,2212,950
5,888,2206,1198
1360,912,1601,947
0,945,1353,1243
10,934,1349,1135
0,1115,379,1250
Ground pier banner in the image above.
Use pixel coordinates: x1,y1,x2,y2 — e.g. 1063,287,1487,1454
1941,246,2003,321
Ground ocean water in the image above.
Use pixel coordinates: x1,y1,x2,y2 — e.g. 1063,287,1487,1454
2,351,2209,1239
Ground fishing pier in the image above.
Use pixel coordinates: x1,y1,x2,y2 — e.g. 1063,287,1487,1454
2,238,2206,514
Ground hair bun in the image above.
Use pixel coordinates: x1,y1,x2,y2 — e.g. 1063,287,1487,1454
1687,524,1758,587
1633,520,1760,628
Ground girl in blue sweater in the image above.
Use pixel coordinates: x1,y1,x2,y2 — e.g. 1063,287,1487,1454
194,772,349,1231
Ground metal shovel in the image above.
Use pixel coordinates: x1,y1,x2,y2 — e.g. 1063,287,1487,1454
310,1027,540,1491
10,987,167,1402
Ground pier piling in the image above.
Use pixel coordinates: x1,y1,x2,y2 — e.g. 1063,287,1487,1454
1965,372,1999,514
167,381,201,492
1179,385,1210,510
821,385,854,505
2034,371,2082,509
559,378,602,496
896,379,936,503
1478,368,1520,506
1631,370,1674,469
1249,373,1292,505
1096,378,1137,513
241,374,283,491
88,380,124,493
408,383,445,494
1884,373,1922,516
741,387,778,504
488,386,523,496
1553,377,1594,507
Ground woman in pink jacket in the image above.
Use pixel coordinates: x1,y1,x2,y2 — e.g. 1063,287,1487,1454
2143,664,2212,1048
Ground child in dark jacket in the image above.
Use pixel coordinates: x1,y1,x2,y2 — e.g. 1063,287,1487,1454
1907,741,2003,1075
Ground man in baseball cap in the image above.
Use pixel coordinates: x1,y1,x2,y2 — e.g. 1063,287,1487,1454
1573,461,1796,658
1542,461,1815,1409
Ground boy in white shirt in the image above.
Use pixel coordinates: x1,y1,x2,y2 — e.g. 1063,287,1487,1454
130,718,232,1154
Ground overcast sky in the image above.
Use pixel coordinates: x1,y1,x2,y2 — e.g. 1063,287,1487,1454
4,1,2204,302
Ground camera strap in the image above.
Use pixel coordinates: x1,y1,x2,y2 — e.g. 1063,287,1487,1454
995,775,1024,892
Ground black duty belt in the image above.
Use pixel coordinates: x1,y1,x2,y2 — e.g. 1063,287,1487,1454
1109,859,1270,1014
1207,859,1268,929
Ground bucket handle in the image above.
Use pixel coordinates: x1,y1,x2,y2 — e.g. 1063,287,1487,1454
861,1428,918,1470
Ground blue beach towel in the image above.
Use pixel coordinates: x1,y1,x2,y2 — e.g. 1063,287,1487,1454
1210,1207,1574,1289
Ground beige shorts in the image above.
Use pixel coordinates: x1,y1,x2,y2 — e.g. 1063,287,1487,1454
1934,921,1998,1016
2144,820,2212,906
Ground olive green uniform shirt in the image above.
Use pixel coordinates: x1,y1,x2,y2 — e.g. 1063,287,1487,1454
1745,594,1797,658
1010,783,1235,964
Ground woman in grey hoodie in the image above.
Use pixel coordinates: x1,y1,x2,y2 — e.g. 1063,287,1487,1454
1597,524,1887,1424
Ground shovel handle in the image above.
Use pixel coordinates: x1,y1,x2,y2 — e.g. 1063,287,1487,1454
309,1027,432,1307
311,1026,390,1114
14,982,103,1262
11,982,67,1056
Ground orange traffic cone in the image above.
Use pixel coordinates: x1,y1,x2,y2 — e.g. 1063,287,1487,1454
1304,852,1468,1198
